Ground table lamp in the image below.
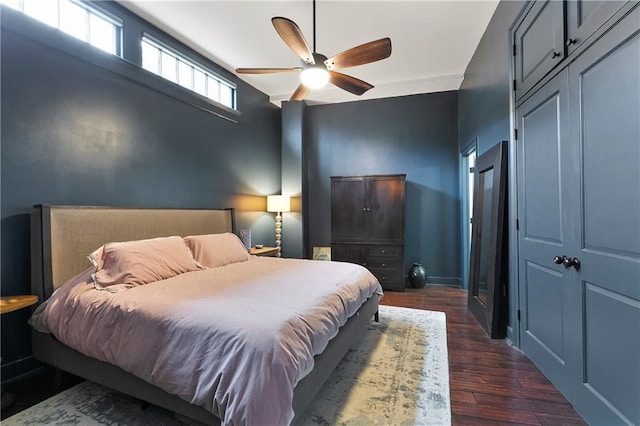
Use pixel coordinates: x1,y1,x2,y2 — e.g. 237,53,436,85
267,195,290,257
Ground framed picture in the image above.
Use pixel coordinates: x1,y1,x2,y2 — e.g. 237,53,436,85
312,246,331,261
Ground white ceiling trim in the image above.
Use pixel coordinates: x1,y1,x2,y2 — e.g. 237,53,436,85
269,73,464,106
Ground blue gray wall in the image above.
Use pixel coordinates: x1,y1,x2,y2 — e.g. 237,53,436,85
1,6,281,381
305,92,461,285
457,0,526,342
280,101,307,259
458,0,525,156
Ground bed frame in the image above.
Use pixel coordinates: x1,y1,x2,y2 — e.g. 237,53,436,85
30,205,380,424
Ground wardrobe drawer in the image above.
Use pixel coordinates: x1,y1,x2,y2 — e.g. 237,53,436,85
366,246,401,257
363,257,401,269
368,267,403,287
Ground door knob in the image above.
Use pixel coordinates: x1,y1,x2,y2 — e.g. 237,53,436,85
569,257,581,271
554,255,580,270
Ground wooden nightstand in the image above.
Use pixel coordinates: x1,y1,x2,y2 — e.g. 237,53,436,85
249,246,279,257
0,295,38,315
1,294,39,410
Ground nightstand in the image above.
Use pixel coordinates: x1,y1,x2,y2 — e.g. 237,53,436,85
249,246,279,257
1,294,39,410
0,295,38,314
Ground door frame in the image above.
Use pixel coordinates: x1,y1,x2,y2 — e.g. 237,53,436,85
507,1,530,348
459,138,478,290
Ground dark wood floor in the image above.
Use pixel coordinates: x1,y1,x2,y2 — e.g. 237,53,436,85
382,286,586,425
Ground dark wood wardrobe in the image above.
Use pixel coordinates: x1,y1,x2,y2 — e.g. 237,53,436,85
330,174,406,291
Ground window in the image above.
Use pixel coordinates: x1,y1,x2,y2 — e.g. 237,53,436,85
1,0,122,56
142,36,236,110
2,1,239,116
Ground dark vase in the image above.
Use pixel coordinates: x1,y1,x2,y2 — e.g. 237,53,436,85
408,263,427,288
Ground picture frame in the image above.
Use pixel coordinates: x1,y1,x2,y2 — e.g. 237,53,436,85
467,141,507,339
312,246,331,261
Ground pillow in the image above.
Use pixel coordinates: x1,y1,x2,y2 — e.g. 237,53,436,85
183,232,250,268
89,236,204,290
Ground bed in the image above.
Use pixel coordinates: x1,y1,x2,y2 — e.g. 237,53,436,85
29,205,381,425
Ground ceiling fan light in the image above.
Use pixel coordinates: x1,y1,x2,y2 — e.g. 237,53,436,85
300,68,329,89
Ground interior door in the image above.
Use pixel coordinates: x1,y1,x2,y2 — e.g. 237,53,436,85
566,9,640,423
516,68,576,397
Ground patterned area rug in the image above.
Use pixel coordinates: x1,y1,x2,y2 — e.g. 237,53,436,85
5,305,450,425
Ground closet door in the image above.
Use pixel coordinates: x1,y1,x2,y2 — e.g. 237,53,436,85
565,0,627,54
516,69,576,397
514,0,565,100
566,7,640,424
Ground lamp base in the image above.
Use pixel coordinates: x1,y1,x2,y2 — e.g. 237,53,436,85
275,212,282,257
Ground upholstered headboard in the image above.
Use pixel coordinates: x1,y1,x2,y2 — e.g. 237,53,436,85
31,205,235,302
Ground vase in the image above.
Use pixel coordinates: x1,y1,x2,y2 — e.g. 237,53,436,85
408,263,427,289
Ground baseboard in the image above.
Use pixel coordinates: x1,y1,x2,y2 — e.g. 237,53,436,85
1,356,44,385
425,276,462,287
506,325,516,347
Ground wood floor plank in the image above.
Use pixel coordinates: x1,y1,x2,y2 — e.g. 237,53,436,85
381,286,585,425
452,414,525,425
452,402,542,425
450,390,477,404
534,412,588,425
473,393,583,417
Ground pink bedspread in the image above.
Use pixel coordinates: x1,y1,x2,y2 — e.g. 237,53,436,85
30,257,382,425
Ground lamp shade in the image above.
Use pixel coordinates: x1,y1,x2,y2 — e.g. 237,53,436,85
267,195,290,213
300,67,329,89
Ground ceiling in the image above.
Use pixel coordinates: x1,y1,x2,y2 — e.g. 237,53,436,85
118,1,499,107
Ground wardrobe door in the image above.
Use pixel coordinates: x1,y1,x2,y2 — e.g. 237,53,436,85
331,177,368,243
516,69,576,397
368,175,405,244
567,7,640,424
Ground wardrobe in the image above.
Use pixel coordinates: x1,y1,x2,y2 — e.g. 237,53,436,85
512,1,639,423
330,174,406,291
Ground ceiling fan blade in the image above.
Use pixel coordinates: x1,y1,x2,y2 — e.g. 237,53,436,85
325,38,392,70
328,71,374,96
236,67,302,74
272,17,314,64
290,84,310,101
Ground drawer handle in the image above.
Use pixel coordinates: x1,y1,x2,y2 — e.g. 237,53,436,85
566,38,577,47
381,250,386,254
382,263,386,267
381,276,386,281
363,262,367,266
551,51,561,59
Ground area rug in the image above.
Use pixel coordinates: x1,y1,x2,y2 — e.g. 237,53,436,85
4,305,450,425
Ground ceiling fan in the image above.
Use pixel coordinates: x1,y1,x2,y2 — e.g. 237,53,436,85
236,0,391,101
